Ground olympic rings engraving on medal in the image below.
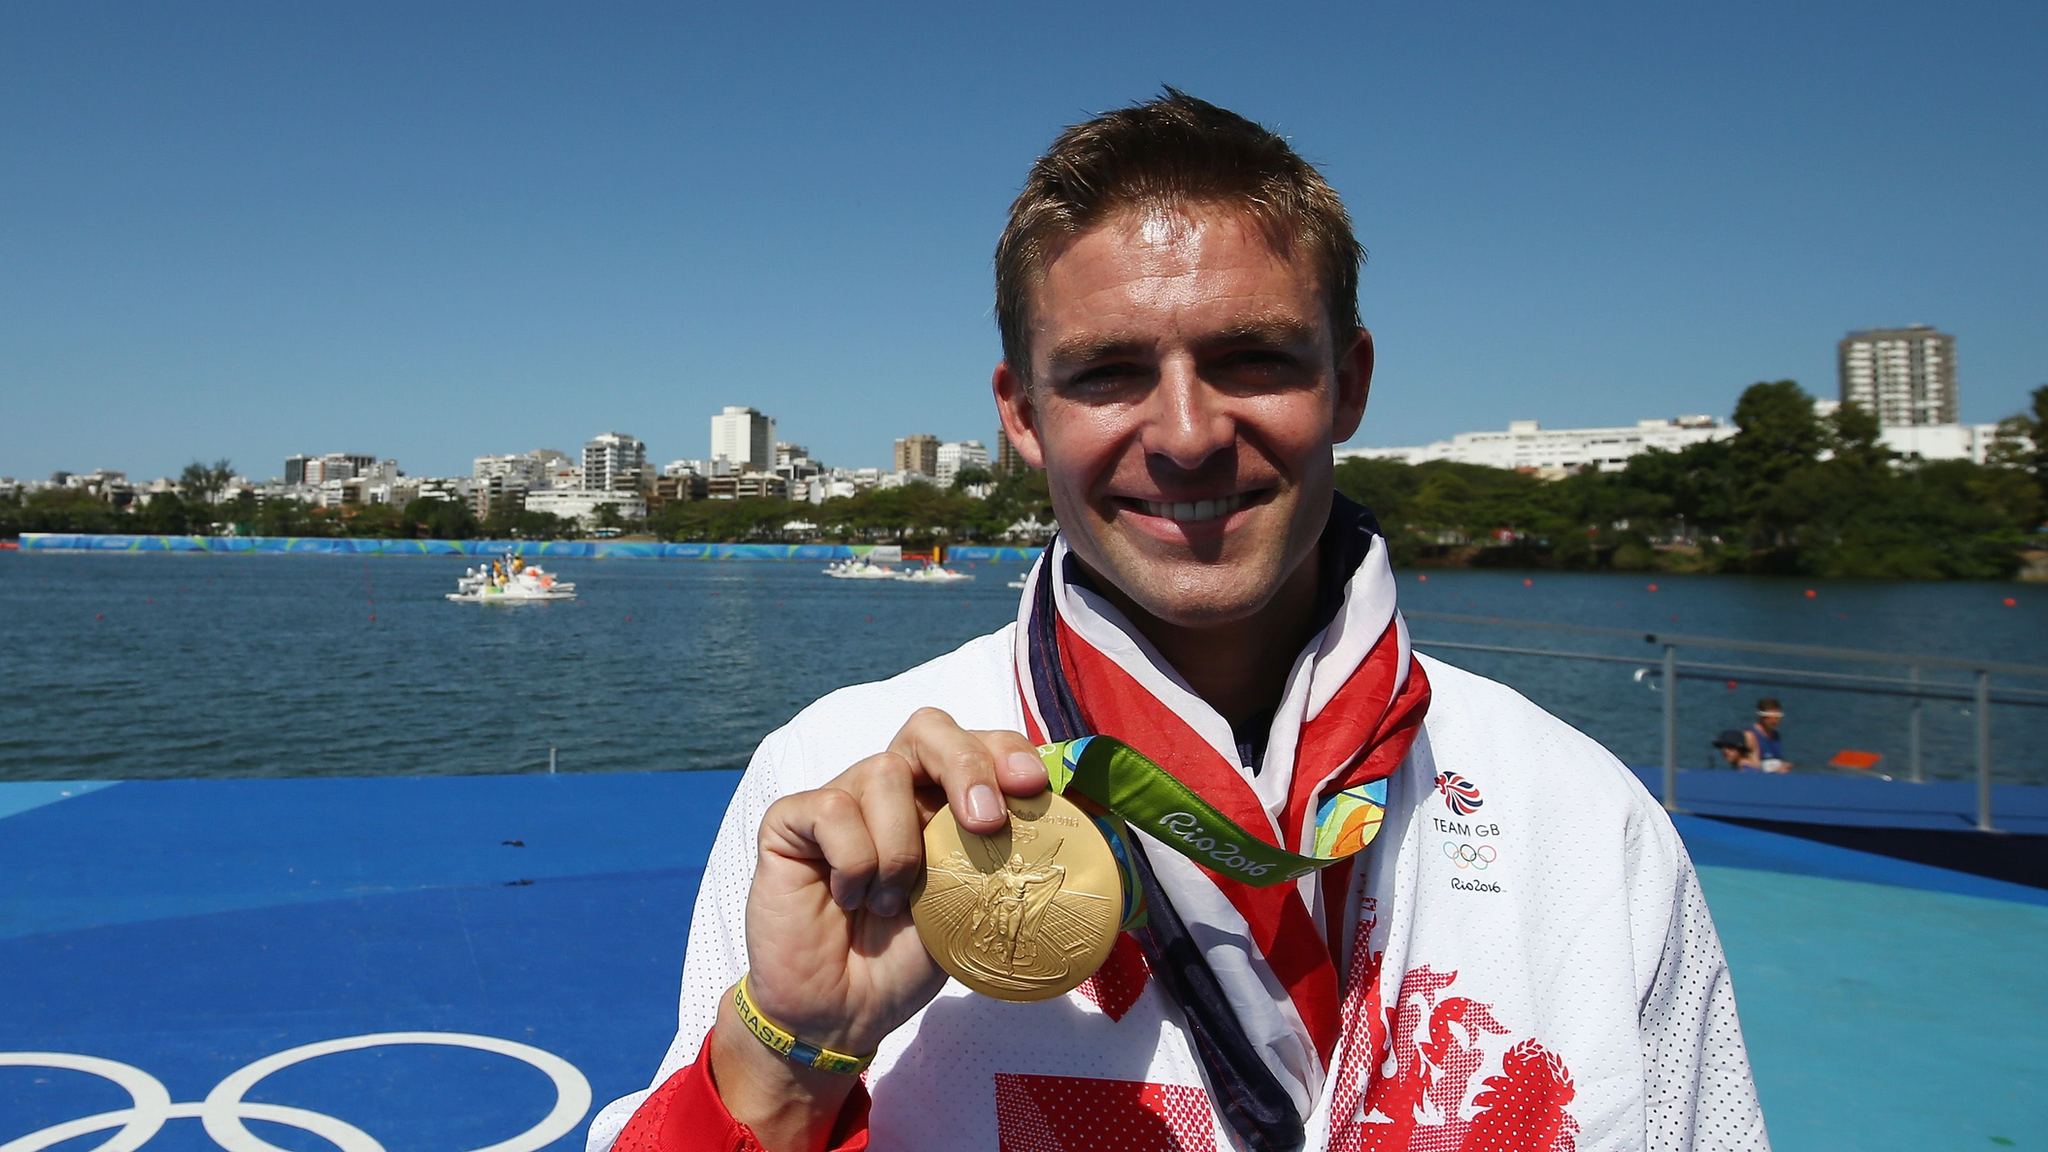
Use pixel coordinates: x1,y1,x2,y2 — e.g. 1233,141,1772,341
1,1031,591,1152
1441,841,1498,870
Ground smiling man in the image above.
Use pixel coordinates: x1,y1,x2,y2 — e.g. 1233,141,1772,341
591,91,1767,1152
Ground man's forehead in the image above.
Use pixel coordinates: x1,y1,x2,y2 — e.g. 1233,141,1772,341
1033,206,1323,338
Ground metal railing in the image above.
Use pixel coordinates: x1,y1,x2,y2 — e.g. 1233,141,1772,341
1405,611,2048,832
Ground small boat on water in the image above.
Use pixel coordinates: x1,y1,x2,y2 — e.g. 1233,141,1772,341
894,561,974,584
448,559,576,603
1006,577,1027,589
823,558,896,580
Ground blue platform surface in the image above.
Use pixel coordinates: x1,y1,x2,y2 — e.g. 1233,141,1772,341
1628,764,2048,834
3,772,2043,1152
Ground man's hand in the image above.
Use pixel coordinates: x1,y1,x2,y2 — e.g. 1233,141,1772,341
709,709,1048,1150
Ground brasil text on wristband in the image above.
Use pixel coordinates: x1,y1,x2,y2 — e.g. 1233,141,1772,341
730,975,874,1075
1038,735,1389,887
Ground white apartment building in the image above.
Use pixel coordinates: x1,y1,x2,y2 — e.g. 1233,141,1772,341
1838,325,1958,427
1339,416,1733,474
1879,422,2008,465
287,453,380,486
582,432,646,492
524,488,647,527
935,440,990,487
710,406,776,472
474,451,568,488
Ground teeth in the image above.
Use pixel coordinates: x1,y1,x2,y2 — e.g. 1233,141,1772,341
1138,494,1247,522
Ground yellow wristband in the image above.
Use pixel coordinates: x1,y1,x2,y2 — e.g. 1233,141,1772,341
730,975,874,1076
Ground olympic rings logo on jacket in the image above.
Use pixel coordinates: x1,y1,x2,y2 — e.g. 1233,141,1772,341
0,1031,590,1152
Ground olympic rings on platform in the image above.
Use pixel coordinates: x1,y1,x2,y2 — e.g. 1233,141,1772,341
0,1031,591,1152
1441,841,1498,870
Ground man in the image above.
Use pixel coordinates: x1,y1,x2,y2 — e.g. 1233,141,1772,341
1713,729,1752,769
591,91,1767,1152
1744,699,1792,773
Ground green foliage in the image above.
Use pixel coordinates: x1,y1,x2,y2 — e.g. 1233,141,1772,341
1332,379,2044,580
400,497,480,540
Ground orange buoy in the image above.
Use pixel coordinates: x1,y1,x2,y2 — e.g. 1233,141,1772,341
2004,597,2017,607
1522,578,1533,587
1804,589,1817,598
1417,574,1428,582
865,615,874,623
1647,583,1658,592
95,613,104,620
1726,680,1738,690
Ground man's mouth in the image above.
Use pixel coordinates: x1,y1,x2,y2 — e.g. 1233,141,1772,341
1127,493,1253,523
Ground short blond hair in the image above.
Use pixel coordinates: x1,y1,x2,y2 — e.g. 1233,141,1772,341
994,88,1363,376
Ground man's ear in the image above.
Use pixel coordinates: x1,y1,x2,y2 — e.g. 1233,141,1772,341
1333,326,1374,443
993,361,1047,468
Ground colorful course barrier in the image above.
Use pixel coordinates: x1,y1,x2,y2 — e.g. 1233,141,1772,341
13,534,1044,563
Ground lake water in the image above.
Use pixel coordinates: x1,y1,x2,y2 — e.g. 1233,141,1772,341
3,553,2043,785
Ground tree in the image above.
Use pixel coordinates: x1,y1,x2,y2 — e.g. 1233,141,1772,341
1988,384,2048,510
402,497,479,540
133,492,191,535
1725,380,1823,551
178,458,234,505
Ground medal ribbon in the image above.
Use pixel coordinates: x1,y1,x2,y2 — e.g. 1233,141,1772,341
1042,735,1388,887
1012,495,1431,1117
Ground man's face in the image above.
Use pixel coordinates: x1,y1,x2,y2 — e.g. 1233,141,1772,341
994,204,1370,629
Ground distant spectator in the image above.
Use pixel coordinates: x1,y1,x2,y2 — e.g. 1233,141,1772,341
1745,698,1793,773
1712,729,1751,769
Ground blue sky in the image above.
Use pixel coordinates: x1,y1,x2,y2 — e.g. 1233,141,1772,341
3,1,2043,481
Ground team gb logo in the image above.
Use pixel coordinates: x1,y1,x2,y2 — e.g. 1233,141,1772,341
1434,770,1484,815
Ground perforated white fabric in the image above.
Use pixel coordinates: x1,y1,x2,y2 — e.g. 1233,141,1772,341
588,627,1769,1152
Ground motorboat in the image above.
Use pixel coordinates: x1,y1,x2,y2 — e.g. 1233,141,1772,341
823,558,897,580
448,561,577,603
893,562,974,585
1006,577,1028,589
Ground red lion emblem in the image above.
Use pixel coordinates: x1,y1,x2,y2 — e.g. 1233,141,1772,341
1433,771,1484,816
1327,919,1578,1152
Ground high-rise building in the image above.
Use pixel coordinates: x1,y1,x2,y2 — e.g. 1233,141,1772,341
1838,325,1958,427
710,406,776,472
993,428,1025,475
935,440,990,487
582,432,647,492
291,452,379,486
473,453,546,487
894,434,939,476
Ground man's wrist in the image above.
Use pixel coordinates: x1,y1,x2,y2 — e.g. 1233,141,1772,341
709,989,861,1152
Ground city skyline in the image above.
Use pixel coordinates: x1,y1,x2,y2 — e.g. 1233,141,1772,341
4,3,2044,482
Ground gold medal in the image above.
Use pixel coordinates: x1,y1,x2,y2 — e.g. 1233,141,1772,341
912,790,1123,1002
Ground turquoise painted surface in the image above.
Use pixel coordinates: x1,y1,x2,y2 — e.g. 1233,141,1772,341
0,779,118,821
16,533,1047,562
1676,814,2047,1151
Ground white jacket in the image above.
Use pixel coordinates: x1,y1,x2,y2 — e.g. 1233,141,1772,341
591,626,1768,1152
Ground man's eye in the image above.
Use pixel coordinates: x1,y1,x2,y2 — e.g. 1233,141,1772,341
1067,365,1143,391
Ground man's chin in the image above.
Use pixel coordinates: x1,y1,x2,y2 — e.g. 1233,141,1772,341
1103,565,1288,632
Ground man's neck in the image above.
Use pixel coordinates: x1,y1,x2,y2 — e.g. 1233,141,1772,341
1086,547,1325,730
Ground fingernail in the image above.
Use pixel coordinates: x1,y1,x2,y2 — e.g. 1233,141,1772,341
1006,750,1044,780
870,889,904,917
965,784,1003,826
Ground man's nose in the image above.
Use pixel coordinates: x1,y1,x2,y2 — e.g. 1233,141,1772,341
1140,360,1234,470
